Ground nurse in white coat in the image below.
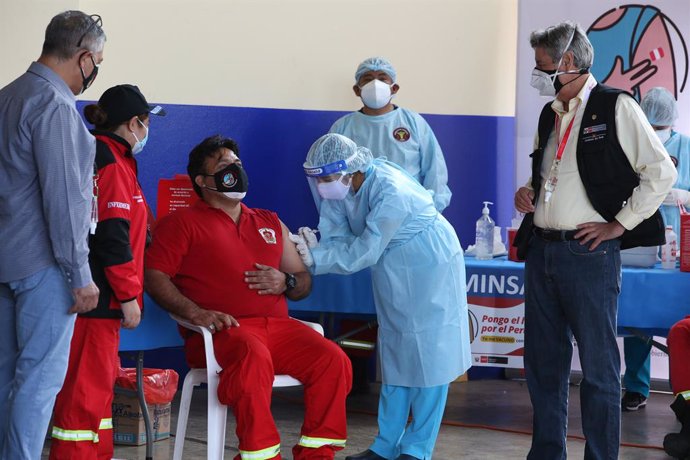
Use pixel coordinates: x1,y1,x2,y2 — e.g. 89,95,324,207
291,133,471,460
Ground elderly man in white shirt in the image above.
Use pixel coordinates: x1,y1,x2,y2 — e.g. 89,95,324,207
513,20,676,460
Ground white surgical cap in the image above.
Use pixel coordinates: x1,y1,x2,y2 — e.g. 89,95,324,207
641,87,678,126
304,134,374,174
355,57,397,83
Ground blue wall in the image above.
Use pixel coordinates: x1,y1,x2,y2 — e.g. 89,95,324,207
80,102,516,247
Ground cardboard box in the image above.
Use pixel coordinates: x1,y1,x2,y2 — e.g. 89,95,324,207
112,392,171,446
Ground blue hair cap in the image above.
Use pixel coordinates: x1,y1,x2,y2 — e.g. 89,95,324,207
355,57,397,83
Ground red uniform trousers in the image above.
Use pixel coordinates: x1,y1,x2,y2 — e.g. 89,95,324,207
185,316,352,460
669,316,690,395
50,317,120,460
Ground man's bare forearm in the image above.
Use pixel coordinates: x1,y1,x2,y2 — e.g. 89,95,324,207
144,269,202,320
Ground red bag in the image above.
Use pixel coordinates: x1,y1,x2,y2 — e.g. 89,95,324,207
115,368,179,404
680,205,690,272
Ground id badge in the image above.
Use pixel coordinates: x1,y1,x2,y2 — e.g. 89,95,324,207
543,158,561,203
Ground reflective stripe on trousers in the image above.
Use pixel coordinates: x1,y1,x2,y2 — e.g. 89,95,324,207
239,443,281,459
51,428,98,443
51,418,112,442
297,435,347,448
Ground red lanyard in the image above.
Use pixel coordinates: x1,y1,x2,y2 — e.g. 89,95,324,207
554,113,576,162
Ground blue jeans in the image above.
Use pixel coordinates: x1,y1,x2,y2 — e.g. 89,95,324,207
370,384,449,460
0,264,76,460
525,236,621,460
623,336,651,397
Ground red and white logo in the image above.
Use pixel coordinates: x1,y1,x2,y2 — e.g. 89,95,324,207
392,127,411,142
259,227,277,244
649,47,665,61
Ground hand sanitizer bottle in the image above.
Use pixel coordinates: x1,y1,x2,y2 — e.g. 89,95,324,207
475,201,495,260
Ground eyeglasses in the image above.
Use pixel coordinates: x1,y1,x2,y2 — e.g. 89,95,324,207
76,14,103,48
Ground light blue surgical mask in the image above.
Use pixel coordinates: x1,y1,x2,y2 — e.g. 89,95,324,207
656,128,672,144
131,119,149,155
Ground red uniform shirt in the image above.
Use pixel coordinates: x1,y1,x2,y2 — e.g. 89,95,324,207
146,200,288,319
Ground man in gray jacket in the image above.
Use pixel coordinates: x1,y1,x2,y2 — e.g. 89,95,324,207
0,11,105,458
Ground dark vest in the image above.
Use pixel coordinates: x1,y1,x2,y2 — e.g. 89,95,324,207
514,84,665,257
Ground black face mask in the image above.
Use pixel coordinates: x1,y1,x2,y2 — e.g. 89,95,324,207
543,67,589,95
552,71,565,95
202,163,249,194
79,53,99,95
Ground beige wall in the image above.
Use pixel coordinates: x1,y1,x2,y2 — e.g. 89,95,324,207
1,0,517,116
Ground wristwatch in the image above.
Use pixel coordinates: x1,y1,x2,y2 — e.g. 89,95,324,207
284,272,297,291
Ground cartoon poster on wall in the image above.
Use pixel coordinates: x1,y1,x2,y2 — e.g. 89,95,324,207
515,1,690,186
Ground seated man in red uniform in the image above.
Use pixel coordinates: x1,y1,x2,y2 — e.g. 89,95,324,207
145,135,352,460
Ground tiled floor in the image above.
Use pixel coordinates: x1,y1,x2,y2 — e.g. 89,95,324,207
42,378,679,459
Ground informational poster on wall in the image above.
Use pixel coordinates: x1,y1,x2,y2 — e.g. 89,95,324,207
515,1,690,186
466,264,526,368
156,174,198,219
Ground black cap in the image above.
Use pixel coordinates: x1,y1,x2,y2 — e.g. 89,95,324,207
98,84,166,125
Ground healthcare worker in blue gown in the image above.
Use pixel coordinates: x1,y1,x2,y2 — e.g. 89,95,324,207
622,86,690,411
329,57,451,212
290,133,471,460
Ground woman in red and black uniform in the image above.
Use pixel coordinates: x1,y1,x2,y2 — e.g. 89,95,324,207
50,84,165,460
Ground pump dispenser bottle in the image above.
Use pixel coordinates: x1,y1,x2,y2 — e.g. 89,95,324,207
475,201,495,260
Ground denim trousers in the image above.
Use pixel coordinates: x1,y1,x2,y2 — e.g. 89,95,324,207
524,236,621,460
370,383,449,460
0,264,76,460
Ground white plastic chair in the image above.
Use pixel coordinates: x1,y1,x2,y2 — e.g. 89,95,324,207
170,314,324,460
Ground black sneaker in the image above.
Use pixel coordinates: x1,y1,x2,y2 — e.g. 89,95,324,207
622,391,648,411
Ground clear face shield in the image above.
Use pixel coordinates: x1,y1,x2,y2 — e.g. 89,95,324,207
304,159,353,207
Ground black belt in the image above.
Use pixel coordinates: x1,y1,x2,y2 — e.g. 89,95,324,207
534,227,579,241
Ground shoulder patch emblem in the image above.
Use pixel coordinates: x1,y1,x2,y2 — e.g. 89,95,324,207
392,127,411,142
259,227,277,244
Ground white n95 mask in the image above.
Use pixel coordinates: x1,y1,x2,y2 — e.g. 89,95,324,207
317,178,351,200
530,69,561,97
360,80,393,109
